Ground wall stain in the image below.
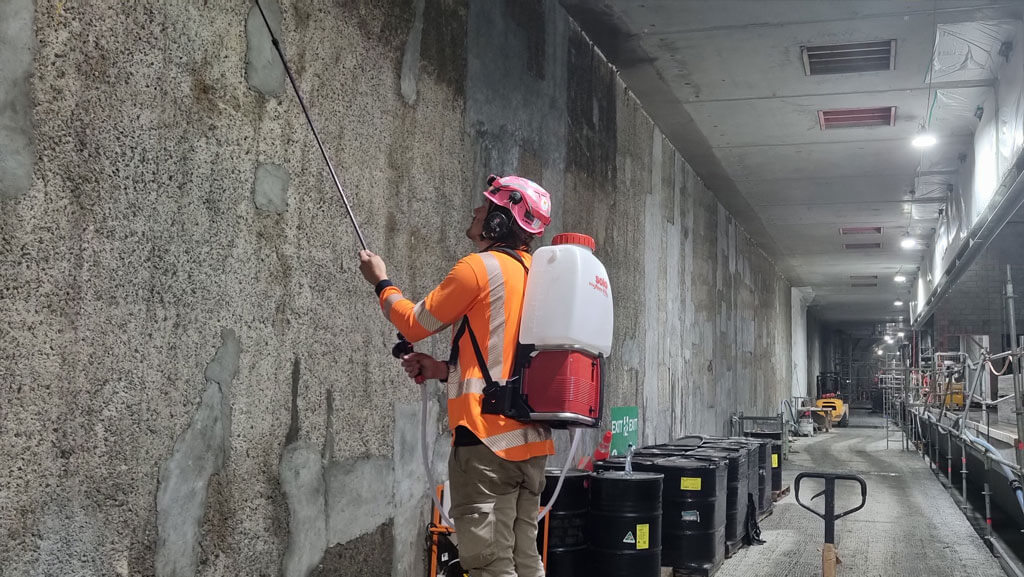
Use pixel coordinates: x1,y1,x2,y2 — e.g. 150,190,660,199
560,1,654,68
420,0,468,94
343,0,415,64
505,0,545,80
566,26,617,182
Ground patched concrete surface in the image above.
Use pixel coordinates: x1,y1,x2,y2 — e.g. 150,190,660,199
245,0,285,97
254,162,290,213
156,329,239,577
400,0,426,105
280,441,327,577
0,0,34,200
716,411,1003,577
392,398,444,577
324,457,394,546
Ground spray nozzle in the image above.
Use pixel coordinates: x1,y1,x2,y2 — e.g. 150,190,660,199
391,333,424,384
391,333,414,359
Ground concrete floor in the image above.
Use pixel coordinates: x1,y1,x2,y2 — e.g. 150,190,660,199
713,410,1006,577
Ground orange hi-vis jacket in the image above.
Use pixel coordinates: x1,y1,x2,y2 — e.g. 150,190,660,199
378,249,554,461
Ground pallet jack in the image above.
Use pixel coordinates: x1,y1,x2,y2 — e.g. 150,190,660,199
794,472,868,577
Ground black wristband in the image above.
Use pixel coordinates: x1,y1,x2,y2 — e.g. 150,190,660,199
374,279,394,297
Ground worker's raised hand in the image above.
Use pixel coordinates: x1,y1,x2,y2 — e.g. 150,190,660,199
400,352,447,382
358,250,388,285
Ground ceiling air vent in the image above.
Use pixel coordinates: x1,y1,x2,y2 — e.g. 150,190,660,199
819,107,896,130
841,226,883,235
850,275,878,281
844,242,882,250
851,282,878,288
802,40,896,75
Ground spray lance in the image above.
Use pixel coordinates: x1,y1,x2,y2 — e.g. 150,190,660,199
253,0,579,530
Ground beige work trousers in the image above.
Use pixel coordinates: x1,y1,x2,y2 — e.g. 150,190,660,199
448,444,548,577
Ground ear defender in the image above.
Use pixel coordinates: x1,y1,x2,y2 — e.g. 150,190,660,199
483,209,511,240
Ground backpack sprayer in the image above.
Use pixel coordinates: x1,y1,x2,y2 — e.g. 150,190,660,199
253,0,611,531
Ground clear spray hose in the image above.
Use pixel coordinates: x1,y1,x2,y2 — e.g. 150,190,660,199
420,381,455,528
537,427,583,522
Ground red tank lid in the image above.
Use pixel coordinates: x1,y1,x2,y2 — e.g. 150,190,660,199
552,233,595,251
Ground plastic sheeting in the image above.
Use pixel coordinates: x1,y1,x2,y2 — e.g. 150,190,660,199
973,90,1000,224
913,176,950,219
997,23,1024,178
932,210,950,283
929,20,1018,83
927,87,988,136
912,141,967,220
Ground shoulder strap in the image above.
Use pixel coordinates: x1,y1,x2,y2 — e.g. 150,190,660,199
447,316,498,389
487,246,529,273
447,248,529,390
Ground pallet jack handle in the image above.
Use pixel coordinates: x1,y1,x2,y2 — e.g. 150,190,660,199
794,472,867,577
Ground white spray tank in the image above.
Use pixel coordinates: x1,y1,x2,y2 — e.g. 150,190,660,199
518,233,613,427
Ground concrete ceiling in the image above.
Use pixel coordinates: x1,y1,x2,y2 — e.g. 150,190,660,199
562,0,1024,324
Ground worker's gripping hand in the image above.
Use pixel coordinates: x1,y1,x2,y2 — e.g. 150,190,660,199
358,250,388,285
401,353,447,382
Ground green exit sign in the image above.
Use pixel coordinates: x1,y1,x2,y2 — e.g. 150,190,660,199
609,406,639,456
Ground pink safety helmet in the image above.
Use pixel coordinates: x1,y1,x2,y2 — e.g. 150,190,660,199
483,174,552,235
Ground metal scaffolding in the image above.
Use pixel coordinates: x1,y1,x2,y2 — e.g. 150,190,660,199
878,360,908,450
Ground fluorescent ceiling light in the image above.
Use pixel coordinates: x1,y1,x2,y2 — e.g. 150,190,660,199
900,237,917,249
894,274,907,283
911,133,937,148
894,299,904,306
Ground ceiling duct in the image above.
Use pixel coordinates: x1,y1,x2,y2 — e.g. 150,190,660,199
844,242,882,250
840,226,883,235
819,107,896,130
802,40,896,76
851,282,879,288
849,275,879,281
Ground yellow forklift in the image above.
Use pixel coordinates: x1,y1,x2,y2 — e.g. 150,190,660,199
815,373,850,428
935,362,966,410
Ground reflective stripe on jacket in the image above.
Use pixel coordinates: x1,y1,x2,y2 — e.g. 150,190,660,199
378,250,554,461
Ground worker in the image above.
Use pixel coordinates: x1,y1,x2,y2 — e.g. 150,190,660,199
358,175,555,577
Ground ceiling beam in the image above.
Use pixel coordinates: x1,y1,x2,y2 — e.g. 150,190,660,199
683,78,995,104
635,2,1023,36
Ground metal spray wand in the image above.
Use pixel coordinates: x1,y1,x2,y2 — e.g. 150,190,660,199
253,0,368,251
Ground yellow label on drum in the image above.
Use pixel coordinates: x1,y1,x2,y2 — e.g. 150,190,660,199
680,477,702,491
772,454,779,468
636,524,649,550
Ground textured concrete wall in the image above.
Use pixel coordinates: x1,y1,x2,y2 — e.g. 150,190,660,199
0,1,791,575
791,287,813,399
807,311,824,397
